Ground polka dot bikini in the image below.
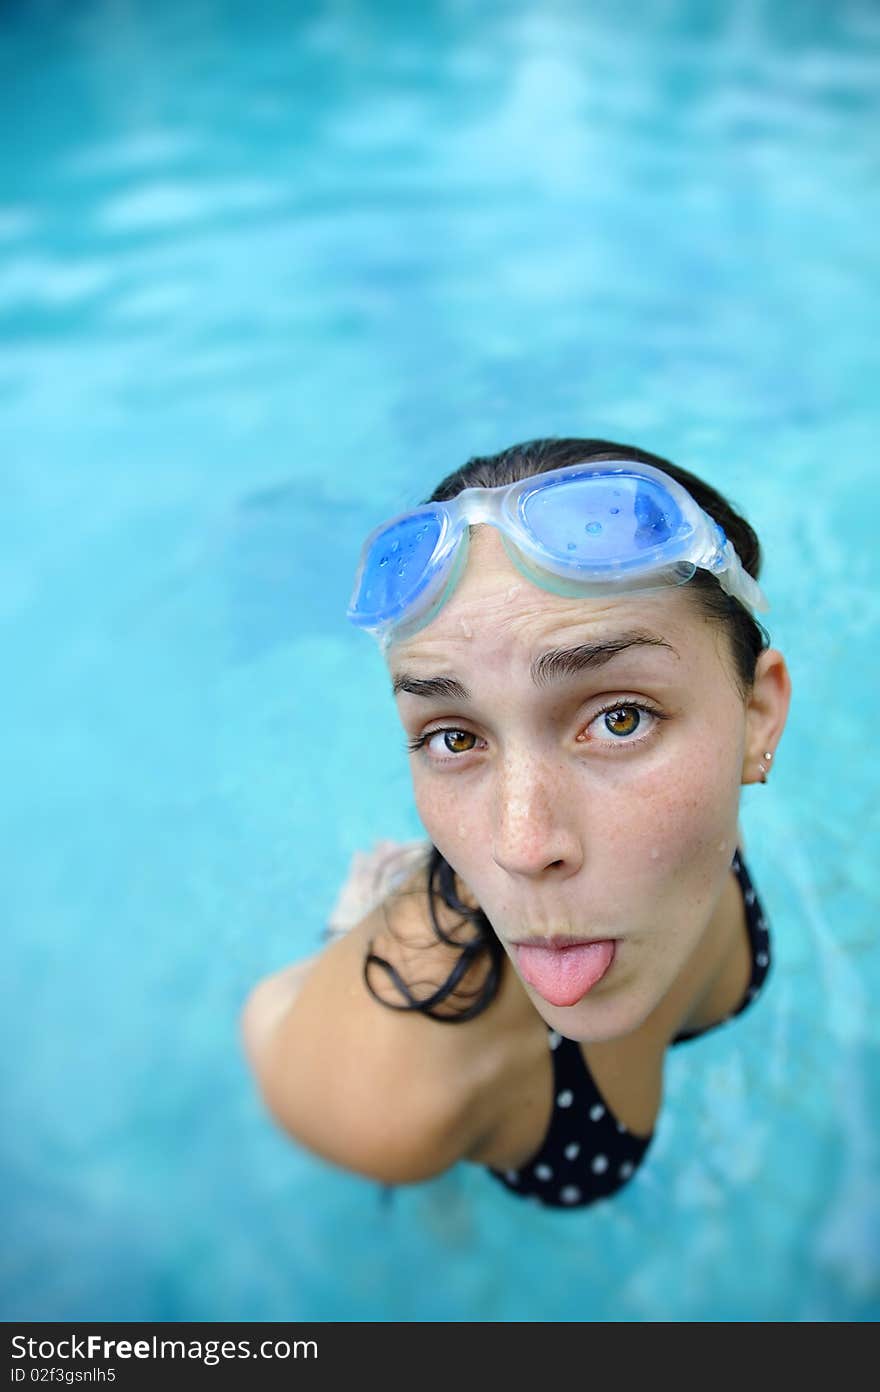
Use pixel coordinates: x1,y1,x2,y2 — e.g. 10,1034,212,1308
486,846,772,1209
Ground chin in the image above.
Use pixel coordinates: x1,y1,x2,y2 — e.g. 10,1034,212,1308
527,983,654,1044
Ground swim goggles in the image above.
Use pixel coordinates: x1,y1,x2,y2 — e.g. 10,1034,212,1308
346,458,769,651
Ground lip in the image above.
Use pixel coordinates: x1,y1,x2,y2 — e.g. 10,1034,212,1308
509,934,620,950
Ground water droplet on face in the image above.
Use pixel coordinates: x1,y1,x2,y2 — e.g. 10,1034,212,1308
397,566,406,577
567,542,577,550
650,847,660,860
610,507,620,515
379,557,388,567
586,521,602,535
460,618,473,638
391,540,400,553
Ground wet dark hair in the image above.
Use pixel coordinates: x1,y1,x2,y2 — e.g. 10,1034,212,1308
362,437,771,1023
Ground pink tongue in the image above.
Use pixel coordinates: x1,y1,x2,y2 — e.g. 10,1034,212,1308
513,941,615,1007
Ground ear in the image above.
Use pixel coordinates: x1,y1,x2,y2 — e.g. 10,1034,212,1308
741,648,792,786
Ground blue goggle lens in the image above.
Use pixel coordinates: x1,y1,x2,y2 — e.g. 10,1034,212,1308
351,510,443,625
518,472,685,565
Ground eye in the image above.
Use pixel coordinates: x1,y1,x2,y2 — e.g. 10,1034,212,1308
406,699,668,765
406,728,478,759
587,701,661,744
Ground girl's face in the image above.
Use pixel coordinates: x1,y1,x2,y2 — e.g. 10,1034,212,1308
388,526,782,1042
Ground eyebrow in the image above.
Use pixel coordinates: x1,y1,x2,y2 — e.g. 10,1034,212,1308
391,629,680,700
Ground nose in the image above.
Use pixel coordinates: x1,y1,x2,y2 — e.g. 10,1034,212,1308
491,756,582,880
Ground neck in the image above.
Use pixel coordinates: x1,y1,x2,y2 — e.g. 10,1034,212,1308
662,862,745,1043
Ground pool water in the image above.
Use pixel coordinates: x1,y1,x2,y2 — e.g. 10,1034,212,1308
2,0,879,1321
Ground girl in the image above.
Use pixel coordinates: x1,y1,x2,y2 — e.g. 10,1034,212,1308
241,437,791,1209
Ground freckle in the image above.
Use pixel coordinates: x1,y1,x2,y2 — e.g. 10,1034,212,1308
460,618,473,638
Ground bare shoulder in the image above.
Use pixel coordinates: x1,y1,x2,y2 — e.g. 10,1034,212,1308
241,858,504,1185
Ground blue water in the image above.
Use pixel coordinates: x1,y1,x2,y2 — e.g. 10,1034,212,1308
2,0,879,1322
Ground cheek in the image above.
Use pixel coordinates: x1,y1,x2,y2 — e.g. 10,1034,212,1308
616,737,743,897
412,774,475,853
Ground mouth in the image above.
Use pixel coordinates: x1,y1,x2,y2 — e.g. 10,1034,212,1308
509,933,619,949
511,937,618,1006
